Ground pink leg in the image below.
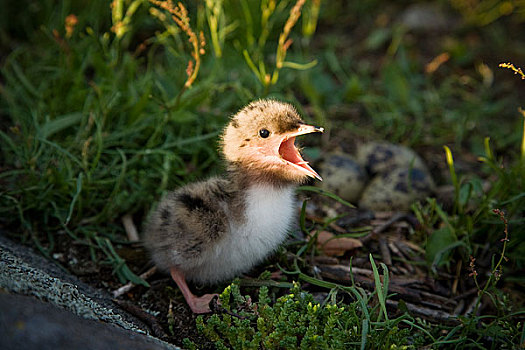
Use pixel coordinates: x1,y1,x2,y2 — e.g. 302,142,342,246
170,267,218,314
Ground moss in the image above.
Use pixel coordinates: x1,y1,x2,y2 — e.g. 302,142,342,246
185,282,413,349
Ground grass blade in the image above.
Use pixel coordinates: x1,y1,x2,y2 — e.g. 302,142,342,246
298,186,355,208
370,254,389,321
37,137,83,167
360,318,368,350
65,173,83,225
39,113,83,139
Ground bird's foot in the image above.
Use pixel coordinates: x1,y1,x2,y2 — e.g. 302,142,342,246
169,267,220,314
187,293,219,314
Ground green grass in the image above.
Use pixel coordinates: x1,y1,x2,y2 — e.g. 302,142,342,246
1,0,524,348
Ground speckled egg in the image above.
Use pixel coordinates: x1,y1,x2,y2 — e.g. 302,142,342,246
319,153,368,203
357,142,428,176
359,166,435,211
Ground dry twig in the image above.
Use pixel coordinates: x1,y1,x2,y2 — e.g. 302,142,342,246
113,299,167,338
113,266,158,298
122,214,139,242
149,0,205,88
379,238,392,266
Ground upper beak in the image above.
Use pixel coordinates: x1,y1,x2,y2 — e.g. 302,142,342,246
279,124,324,181
290,124,324,137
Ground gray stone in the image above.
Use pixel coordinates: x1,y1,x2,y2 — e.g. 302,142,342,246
0,292,174,350
0,234,180,350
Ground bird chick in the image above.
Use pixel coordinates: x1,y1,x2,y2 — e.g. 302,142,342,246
144,99,323,313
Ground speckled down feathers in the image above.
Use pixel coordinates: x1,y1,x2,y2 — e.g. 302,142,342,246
144,178,235,276
144,176,296,284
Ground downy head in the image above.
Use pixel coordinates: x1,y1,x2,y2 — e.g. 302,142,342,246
221,99,323,184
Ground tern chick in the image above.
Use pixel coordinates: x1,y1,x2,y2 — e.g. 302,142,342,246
144,99,323,313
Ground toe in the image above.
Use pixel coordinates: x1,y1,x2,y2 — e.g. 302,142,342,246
188,294,218,314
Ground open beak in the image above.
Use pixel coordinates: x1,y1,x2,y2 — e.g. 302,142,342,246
278,124,324,181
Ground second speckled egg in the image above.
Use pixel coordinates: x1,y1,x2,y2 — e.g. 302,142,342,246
319,153,368,203
359,166,435,211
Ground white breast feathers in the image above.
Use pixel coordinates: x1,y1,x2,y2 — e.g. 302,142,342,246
186,183,296,284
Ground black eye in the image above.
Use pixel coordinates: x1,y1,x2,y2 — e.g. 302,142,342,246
259,129,270,138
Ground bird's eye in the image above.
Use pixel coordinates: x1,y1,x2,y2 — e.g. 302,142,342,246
259,129,270,138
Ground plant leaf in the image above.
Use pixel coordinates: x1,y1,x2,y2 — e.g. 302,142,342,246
425,227,462,269
281,59,318,70
39,113,83,139
370,254,389,321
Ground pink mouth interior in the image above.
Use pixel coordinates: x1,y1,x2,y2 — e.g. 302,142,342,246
279,137,307,167
278,134,322,180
